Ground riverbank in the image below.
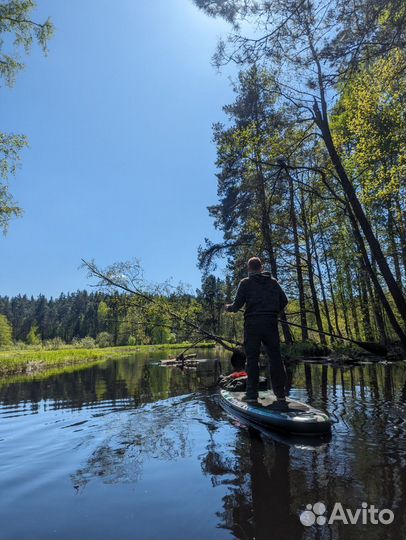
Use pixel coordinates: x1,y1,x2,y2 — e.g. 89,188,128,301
0,342,215,377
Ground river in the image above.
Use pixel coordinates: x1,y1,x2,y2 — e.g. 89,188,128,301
0,351,405,540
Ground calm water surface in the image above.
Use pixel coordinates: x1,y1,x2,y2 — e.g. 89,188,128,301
1,351,406,540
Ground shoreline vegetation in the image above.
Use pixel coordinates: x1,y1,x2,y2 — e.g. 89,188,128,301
1,339,398,382
0,342,215,377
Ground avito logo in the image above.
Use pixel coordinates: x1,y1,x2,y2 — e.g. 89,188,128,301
300,501,394,526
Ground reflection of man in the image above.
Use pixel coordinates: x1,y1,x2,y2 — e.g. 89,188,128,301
225,257,288,408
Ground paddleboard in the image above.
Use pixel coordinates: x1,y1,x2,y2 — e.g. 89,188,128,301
219,389,331,435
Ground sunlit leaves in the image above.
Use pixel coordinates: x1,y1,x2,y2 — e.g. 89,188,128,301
0,1,53,232
0,0,54,87
332,48,406,204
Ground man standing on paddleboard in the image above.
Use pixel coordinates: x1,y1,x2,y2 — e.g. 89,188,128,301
225,257,289,409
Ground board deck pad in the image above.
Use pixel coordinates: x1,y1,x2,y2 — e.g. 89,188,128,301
220,389,332,435
230,391,310,411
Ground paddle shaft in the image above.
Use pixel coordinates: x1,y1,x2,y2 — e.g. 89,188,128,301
276,317,387,354
235,308,386,354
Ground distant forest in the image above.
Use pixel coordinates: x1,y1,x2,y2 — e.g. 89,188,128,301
0,276,231,347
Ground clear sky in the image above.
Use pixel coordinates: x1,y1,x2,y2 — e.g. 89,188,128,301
0,0,235,298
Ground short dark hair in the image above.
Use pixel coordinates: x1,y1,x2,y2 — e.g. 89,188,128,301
247,257,262,272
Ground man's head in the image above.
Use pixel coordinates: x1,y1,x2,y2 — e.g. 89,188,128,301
247,257,262,273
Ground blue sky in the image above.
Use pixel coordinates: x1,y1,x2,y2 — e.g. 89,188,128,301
0,0,235,297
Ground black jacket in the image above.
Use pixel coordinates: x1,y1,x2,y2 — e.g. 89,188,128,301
226,272,288,318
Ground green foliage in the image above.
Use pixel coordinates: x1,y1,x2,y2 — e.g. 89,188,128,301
0,1,54,87
0,1,53,232
43,337,65,350
72,336,96,349
197,274,224,333
0,314,12,346
151,325,176,345
95,331,113,348
332,48,406,204
26,324,41,345
97,301,109,332
0,127,27,233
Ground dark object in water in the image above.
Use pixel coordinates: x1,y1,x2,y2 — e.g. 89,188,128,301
230,347,247,369
219,389,332,435
160,355,205,368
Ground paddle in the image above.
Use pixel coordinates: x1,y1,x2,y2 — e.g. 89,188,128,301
232,305,387,356
232,308,387,356
276,318,388,356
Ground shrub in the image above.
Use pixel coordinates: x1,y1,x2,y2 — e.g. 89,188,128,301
13,341,29,350
96,332,113,348
0,315,13,347
128,335,137,346
44,337,66,350
72,336,96,349
26,325,41,346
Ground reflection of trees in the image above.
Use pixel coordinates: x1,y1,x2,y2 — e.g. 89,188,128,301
0,353,220,412
300,362,406,540
200,417,304,540
72,395,194,490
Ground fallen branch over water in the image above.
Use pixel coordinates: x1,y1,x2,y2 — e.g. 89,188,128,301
82,259,242,353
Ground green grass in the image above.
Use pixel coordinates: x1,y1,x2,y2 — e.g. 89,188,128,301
0,342,215,377
0,359,112,386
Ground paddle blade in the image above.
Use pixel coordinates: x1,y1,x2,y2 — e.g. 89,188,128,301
355,341,388,356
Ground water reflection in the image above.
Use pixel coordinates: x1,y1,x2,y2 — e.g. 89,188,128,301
0,353,406,540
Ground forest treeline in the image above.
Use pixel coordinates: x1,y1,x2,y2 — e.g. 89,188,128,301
0,278,232,348
193,0,406,350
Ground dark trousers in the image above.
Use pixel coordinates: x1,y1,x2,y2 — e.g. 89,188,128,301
244,315,287,399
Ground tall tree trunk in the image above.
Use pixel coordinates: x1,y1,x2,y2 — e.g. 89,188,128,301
317,215,342,337
338,281,352,338
394,197,406,281
387,205,403,288
309,215,335,341
345,263,361,341
330,251,352,338
288,173,308,340
300,190,326,345
111,297,119,346
364,266,388,344
347,204,406,348
358,266,373,342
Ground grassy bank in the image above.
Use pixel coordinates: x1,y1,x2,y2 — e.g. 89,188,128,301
0,342,215,377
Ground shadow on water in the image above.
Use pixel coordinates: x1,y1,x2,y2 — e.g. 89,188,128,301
0,351,406,540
